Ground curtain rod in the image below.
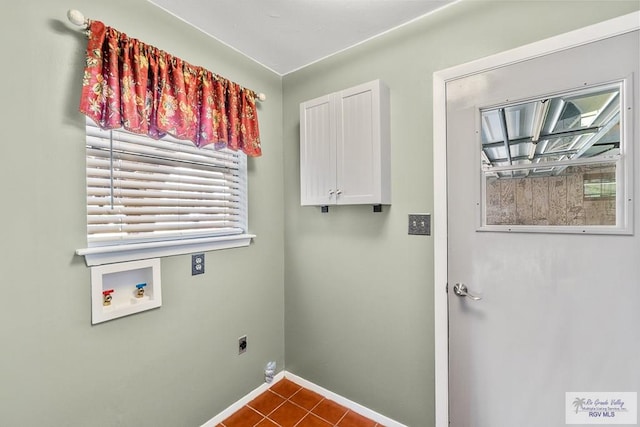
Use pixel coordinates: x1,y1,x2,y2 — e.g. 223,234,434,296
66,9,267,102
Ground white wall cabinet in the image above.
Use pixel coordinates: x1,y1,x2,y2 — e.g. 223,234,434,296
300,80,390,208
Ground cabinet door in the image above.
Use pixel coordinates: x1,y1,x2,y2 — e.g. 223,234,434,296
300,95,337,205
336,81,389,205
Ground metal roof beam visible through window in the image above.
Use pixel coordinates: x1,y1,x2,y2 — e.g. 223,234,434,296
553,111,621,176
482,125,601,149
498,108,513,166
491,150,580,164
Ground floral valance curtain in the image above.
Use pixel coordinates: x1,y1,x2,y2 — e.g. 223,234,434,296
79,20,262,157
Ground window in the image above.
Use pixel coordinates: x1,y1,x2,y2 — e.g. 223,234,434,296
478,81,632,233
77,119,253,266
583,170,616,200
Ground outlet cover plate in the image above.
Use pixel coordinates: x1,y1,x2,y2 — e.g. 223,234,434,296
408,214,431,235
192,253,205,275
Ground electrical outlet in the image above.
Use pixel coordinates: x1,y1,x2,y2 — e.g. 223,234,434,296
408,214,431,235
238,335,247,355
192,253,205,275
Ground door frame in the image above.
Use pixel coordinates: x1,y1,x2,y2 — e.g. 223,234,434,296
432,11,640,427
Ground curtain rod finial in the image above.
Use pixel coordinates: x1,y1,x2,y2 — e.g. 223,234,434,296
257,93,266,102
67,9,88,27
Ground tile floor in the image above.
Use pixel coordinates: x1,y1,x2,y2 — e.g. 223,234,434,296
218,378,385,427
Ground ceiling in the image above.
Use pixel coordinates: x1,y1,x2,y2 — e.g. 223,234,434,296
149,0,457,75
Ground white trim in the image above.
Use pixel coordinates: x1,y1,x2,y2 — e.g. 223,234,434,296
200,370,407,427
284,372,408,427
434,12,640,84
200,371,286,427
432,11,640,427
432,67,449,427
77,234,255,266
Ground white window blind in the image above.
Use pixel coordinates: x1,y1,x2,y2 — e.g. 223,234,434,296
85,119,248,247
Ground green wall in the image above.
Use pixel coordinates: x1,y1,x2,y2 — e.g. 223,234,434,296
282,1,639,425
0,0,284,426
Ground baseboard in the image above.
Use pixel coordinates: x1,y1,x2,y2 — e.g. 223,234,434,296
284,372,408,427
201,370,407,427
200,370,285,427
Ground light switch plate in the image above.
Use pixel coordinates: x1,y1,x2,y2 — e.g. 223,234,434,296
408,214,431,235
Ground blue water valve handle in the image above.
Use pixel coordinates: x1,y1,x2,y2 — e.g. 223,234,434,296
135,283,147,298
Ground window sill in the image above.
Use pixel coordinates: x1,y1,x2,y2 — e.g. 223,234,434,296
76,234,255,266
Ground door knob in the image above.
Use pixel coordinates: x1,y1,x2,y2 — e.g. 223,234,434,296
453,283,482,301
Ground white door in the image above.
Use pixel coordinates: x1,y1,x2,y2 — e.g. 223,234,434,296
445,28,639,427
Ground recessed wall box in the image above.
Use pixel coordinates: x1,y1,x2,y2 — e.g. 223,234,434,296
90,258,161,324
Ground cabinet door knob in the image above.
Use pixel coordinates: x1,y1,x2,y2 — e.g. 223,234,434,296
328,190,335,195
336,190,342,195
